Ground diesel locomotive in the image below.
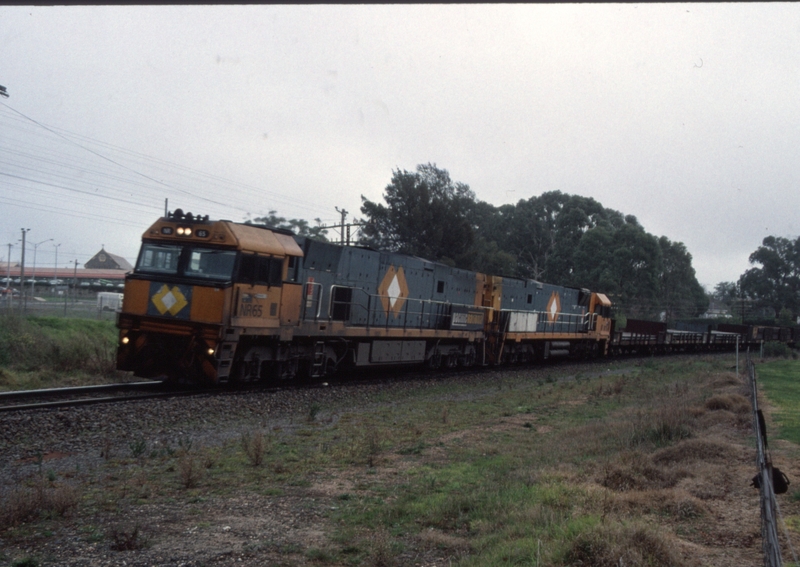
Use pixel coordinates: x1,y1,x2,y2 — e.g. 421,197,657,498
116,210,615,384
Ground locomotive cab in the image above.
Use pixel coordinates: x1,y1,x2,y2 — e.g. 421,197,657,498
116,210,303,384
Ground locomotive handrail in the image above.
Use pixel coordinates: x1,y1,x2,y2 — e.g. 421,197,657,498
301,281,325,321
498,308,587,334
323,284,490,331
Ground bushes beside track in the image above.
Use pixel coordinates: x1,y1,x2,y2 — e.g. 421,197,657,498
0,314,120,390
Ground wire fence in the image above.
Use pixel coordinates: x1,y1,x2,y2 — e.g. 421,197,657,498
747,354,788,567
0,296,117,321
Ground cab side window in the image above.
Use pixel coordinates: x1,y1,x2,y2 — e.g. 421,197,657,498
237,254,283,287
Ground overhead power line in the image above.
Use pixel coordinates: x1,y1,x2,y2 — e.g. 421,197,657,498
0,103,336,219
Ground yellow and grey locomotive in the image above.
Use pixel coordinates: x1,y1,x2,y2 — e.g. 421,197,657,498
117,210,615,384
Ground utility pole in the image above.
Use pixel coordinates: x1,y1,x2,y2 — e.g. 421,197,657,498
3,243,10,310
329,207,367,246
72,259,79,308
740,278,745,324
20,228,30,312
53,243,61,297
335,207,348,245
4,243,10,289
30,238,52,296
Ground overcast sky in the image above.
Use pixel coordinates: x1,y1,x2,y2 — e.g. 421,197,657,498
1,4,798,289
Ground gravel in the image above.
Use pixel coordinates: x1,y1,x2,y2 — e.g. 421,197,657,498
0,359,639,566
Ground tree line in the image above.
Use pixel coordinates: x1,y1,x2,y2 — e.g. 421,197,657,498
253,163,797,325
713,235,800,325
357,163,708,321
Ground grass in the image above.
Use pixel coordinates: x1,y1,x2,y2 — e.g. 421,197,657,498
311,361,710,565
756,358,800,444
0,313,121,390
0,355,781,566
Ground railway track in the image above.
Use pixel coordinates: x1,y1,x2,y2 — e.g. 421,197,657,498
0,381,204,412
0,350,733,414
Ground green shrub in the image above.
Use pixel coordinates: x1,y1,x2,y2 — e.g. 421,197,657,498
763,342,791,359
0,314,117,377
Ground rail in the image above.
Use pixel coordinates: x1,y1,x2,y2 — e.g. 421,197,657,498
0,381,184,413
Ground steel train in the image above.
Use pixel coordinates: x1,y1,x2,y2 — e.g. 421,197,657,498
116,211,795,384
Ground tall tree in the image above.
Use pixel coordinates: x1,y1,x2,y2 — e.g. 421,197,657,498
499,192,627,282
359,164,477,267
571,222,663,318
247,211,329,241
740,235,800,319
360,163,707,321
657,237,708,320
712,281,739,304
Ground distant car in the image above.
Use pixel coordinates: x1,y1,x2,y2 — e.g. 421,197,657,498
0,287,20,297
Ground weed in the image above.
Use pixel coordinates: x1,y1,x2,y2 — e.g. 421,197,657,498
398,440,427,455
704,393,750,414
178,452,203,489
109,523,148,551
368,527,396,567
241,430,268,466
564,522,682,567
0,480,79,529
305,547,336,561
365,429,382,467
308,402,321,422
11,558,38,567
100,438,113,460
129,438,147,459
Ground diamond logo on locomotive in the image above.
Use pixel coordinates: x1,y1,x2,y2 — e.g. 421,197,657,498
148,283,191,318
377,265,409,315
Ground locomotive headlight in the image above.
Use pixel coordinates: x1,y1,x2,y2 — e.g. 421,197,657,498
177,227,186,235
121,336,130,344
184,227,192,236
207,347,215,356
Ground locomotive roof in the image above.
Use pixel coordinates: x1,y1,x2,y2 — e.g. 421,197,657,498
227,222,304,257
143,216,304,257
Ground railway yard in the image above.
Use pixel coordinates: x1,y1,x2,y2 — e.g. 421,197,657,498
2,354,799,567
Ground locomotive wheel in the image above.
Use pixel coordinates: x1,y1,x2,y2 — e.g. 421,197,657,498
325,358,337,378
426,352,442,371
271,360,298,381
459,351,476,368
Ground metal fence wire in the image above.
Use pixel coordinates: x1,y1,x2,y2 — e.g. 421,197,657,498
747,355,784,567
